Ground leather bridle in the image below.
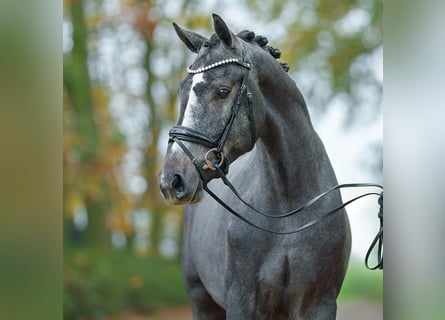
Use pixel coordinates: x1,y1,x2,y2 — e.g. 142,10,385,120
167,50,383,270
169,48,254,177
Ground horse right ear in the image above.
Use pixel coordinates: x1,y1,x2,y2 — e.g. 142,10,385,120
173,22,207,53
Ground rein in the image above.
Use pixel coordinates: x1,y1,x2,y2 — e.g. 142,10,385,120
168,52,383,270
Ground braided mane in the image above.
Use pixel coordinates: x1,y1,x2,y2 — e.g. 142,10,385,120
237,30,289,72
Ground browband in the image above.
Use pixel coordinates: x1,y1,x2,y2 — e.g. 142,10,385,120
187,58,251,74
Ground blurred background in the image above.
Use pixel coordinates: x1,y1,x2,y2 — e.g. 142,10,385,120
63,0,382,318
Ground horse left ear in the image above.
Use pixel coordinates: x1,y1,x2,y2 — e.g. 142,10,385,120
173,22,207,53
212,13,238,49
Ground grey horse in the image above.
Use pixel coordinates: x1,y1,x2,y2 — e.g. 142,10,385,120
159,14,351,320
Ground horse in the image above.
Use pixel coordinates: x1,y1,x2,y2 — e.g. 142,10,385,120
158,14,351,319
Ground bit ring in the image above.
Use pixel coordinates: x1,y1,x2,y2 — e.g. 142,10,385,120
203,148,225,171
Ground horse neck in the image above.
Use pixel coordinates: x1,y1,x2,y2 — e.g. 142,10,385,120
256,70,337,201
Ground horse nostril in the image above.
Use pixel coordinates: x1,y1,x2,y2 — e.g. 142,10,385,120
172,174,185,197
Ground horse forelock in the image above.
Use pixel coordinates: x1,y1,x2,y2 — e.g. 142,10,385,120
209,34,220,47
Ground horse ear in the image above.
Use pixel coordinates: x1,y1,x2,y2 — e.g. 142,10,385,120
212,13,237,48
173,22,207,53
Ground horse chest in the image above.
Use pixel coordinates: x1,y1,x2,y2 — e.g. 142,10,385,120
188,206,289,280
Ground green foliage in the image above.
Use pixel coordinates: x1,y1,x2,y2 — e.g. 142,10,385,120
64,249,188,319
339,258,383,301
246,0,382,119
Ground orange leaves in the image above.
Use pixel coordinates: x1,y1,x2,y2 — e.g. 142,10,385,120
123,1,159,41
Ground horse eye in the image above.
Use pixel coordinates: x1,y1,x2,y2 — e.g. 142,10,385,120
217,87,231,99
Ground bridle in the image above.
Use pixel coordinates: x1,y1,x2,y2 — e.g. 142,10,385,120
168,49,383,270
169,48,254,175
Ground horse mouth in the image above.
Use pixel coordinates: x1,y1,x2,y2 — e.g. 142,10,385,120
187,180,203,204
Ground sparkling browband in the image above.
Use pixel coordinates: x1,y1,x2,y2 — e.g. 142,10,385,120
187,58,251,74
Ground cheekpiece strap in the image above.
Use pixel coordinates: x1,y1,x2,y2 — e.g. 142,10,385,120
187,58,251,74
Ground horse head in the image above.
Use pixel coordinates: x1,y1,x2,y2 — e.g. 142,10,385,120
159,14,287,205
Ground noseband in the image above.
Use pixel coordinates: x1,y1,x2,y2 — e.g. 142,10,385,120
167,50,383,270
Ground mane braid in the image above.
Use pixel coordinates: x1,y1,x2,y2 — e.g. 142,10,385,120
237,30,289,72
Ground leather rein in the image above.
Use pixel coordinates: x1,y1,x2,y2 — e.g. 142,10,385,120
168,51,383,270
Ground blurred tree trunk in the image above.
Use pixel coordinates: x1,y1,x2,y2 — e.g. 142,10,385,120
142,37,163,257
64,0,97,160
64,0,109,249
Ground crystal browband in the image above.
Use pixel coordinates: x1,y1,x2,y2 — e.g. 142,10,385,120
187,58,251,74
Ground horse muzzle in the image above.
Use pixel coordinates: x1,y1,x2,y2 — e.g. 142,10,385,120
158,155,203,205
